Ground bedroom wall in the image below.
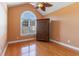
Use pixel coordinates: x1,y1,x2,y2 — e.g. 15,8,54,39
8,3,44,42
45,3,79,48
0,3,7,55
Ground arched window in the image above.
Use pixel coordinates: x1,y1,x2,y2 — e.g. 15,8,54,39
21,11,37,36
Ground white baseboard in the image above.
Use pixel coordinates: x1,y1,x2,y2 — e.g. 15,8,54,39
1,38,35,56
1,43,8,56
8,38,35,44
50,39,79,51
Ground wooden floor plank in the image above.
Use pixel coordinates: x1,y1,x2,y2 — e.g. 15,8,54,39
5,40,79,56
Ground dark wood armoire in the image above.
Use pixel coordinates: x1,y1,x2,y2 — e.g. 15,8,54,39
36,18,49,42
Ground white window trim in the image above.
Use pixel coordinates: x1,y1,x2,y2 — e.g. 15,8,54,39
20,11,37,36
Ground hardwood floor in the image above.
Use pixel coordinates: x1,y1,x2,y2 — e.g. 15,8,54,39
5,40,79,56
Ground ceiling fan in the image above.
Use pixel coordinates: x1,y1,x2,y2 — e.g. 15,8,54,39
36,2,53,11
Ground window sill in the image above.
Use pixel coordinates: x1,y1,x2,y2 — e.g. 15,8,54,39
21,33,36,36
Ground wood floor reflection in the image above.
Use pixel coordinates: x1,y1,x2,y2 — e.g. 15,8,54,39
5,40,79,56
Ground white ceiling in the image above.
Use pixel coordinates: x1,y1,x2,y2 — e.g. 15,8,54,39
7,2,26,7
7,2,75,15
45,2,74,14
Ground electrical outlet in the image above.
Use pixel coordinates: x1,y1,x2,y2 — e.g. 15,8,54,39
67,40,70,43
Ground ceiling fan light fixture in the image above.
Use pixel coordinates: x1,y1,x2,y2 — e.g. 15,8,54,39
38,3,43,8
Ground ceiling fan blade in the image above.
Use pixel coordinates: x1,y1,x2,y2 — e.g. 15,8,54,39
35,2,52,11
36,6,39,9
40,6,45,11
45,3,52,7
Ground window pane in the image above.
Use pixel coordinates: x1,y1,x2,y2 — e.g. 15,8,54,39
22,19,29,34
30,20,35,26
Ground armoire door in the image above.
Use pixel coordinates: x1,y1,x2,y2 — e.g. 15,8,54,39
36,18,49,42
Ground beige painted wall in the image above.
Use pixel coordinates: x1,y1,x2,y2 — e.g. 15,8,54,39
8,3,44,42
45,3,79,48
0,3,7,55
